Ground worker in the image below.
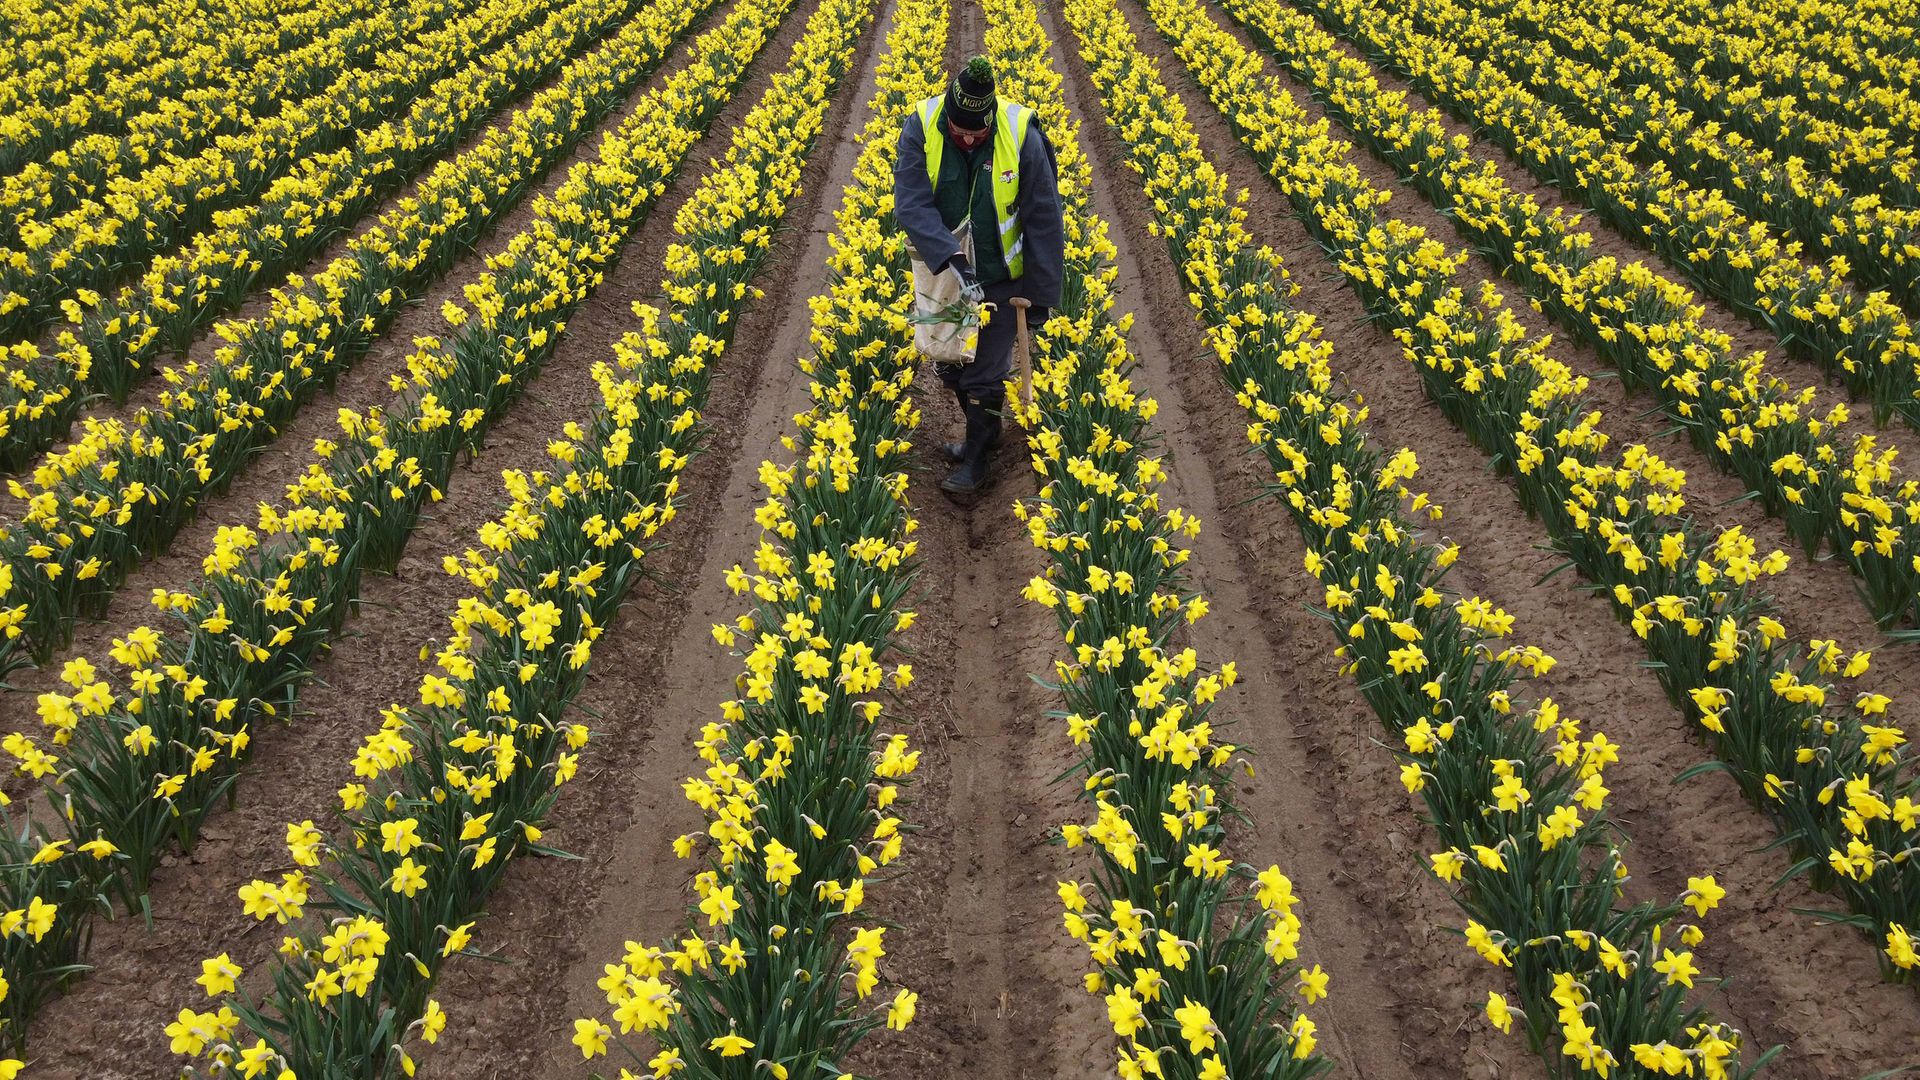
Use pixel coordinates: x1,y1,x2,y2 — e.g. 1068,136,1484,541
893,55,1064,497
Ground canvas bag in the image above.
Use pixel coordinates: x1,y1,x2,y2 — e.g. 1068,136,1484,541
909,219,980,363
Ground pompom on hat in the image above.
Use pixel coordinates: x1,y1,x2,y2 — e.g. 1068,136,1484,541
946,55,996,129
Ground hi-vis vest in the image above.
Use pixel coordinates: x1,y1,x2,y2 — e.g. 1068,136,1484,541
916,95,1034,278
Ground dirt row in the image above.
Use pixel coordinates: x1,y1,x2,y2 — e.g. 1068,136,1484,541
0,0,737,720
13,0,848,1069
1063,0,1920,1074
8,0,1917,1074
848,8,1096,1078
1281,0,1920,682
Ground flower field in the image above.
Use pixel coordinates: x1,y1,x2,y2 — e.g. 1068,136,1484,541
0,0,1915,1076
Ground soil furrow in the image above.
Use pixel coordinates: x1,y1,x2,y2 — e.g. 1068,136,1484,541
402,3,902,1071
841,7,1105,1080
1257,0,1920,651
1097,0,1920,1073
0,0,738,743
18,0,840,1070
860,412,1098,1079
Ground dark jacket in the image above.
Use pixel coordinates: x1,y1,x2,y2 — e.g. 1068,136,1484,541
892,103,1064,309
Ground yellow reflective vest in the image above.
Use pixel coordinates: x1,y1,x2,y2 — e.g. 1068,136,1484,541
915,95,1035,278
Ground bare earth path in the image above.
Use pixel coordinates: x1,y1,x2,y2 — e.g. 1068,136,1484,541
1078,0,1920,1072
11,0,1920,1074
849,6,1101,1079
418,3,907,1070
17,0,848,1071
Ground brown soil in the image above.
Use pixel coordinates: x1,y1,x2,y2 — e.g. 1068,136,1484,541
1265,0,1920,655
858,2,1105,1077
5,0,1914,1075
14,0,837,1071
1103,0,1920,1073
0,0,738,792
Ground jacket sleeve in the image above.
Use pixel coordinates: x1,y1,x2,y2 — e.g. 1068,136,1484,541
893,113,960,270
1015,118,1065,309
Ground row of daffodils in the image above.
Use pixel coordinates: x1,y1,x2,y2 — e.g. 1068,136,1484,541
0,0,341,178
0,0,407,243
0,0,658,467
1118,0,1920,983
1290,0,1920,428
0,0,551,344
173,0,884,1069
1211,0,1920,633
0,0,721,675
1062,0,1769,1074
572,1,938,1075
0,0,806,1056
987,0,1334,1073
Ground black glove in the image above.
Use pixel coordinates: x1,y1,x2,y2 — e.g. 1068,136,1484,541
944,251,975,286
947,254,982,301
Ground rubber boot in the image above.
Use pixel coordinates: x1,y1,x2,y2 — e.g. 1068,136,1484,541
945,386,1000,462
941,393,1002,497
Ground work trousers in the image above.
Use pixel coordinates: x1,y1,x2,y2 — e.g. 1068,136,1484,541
936,289,1050,403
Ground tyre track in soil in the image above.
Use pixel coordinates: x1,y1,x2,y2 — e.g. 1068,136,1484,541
1098,0,1920,1075
1260,0,1920,670
0,0,737,779
19,0,843,1071
1044,5,1532,1078
405,2,901,1071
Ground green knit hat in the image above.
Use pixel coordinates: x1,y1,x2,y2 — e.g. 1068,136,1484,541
947,55,995,128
